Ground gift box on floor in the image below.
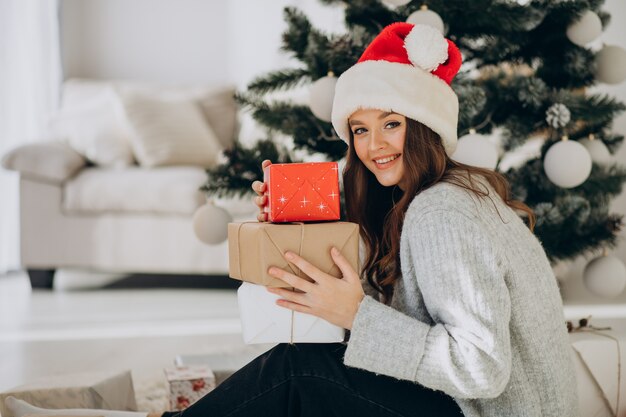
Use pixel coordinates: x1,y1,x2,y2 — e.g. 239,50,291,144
238,281,345,344
0,370,136,417
570,330,626,417
263,162,340,222
163,366,216,411
228,221,359,288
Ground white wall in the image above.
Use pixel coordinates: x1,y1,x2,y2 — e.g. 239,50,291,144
59,0,626,300
60,0,345,87
61,0,230,85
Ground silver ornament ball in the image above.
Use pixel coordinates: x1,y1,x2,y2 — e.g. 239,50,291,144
451,133,499,170
583,255,626,298
406,7,445,34
566,10,603,46
543,140,592,188
578,137,612,165
192,202,233,245
595,44,626,85
383,0,412,7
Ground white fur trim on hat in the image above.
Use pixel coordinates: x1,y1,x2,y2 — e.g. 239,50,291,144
331,60,459,155
404,24,448,72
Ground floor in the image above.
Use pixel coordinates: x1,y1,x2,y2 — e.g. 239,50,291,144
0,271,274,399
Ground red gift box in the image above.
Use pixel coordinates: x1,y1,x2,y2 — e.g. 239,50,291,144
263,162,340,222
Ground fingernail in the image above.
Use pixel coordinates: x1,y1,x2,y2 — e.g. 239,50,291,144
285,252,294,260
268,267,276,275
331,247,339,256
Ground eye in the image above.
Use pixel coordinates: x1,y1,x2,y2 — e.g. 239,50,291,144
385,121,401,129
352,127,367,135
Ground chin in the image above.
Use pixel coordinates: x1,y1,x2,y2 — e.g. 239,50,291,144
375,176,401,188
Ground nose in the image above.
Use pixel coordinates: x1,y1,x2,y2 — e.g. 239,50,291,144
368,129,386,152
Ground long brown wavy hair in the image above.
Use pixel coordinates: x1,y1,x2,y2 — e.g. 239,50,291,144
343,118,536,305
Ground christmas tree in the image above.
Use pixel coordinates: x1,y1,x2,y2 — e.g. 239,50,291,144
202,0,626,265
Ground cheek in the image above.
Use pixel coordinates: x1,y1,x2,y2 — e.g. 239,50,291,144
391,128,407,150
353,141,369,164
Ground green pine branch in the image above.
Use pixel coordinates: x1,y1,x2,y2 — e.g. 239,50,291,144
201,139,294,198
247,68,312,96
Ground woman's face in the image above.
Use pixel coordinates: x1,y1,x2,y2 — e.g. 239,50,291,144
349,108,408,190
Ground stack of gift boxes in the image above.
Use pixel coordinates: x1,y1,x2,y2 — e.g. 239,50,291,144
228,161,360,344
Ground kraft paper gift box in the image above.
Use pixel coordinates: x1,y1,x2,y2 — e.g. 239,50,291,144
0,370,136,417
238,281,345,344
263,162,340,222
163,366,216,411
228,221,359,288
570,330,626,417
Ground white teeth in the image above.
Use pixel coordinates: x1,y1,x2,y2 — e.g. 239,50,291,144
374,154,400,164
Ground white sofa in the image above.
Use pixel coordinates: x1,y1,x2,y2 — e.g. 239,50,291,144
1,79,256,289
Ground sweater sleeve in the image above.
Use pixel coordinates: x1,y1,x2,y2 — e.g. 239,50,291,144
343,209,512,399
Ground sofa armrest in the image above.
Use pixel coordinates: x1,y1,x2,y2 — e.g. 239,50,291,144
1,140,87,184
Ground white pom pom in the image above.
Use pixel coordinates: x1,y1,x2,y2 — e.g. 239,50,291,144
404,24,448,72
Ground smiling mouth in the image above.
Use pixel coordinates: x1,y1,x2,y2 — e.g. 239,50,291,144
373,154,401,165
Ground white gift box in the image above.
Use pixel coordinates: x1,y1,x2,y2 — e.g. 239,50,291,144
237,282,345,344
0,370,136,417
570,330,626,417
163,366,216,411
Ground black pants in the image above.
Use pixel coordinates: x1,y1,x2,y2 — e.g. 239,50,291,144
162,342,463,417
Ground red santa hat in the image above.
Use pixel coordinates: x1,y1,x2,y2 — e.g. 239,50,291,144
331,22,462,155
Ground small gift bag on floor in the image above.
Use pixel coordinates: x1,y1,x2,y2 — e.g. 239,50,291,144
163,366,216,411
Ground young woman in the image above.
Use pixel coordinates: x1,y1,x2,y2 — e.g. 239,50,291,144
6,22,578,417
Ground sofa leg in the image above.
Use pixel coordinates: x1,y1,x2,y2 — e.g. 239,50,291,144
27,269,55,289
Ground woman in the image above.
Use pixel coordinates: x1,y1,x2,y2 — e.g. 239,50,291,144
6,22,578,417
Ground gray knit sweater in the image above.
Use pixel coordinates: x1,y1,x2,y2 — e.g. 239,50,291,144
343,178,579,417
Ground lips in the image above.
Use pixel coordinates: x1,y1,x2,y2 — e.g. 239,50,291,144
373,153,401,164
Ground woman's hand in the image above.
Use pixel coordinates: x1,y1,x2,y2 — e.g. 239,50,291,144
267,247,365,330
251,159,272,222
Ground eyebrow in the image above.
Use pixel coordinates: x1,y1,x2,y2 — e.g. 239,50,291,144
349,111,396,126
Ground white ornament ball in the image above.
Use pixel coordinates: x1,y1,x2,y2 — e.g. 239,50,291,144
192,202,233,245
383,0,411,7
595,44,626,85
566,10,603,46
583,255,626,298
406,8,445,34
451,133,499,170
578,138,612,165
309,75,337,122
543,140,592,188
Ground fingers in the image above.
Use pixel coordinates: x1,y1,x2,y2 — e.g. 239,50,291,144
268,266,317,293
267,287,309,308
330,247,358,282
282,252,330,284
262,159,272,169
257,212,267,222
254,194,267,207
251,180,266,196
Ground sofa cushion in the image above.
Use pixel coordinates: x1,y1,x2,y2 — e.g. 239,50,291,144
62,166,207,215
62,79,238,149
117,89,224,168
1,140,86,184
49,86,136,167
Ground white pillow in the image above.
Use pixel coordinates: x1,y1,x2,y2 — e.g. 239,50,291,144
117,89,223,168
48,87,135,167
